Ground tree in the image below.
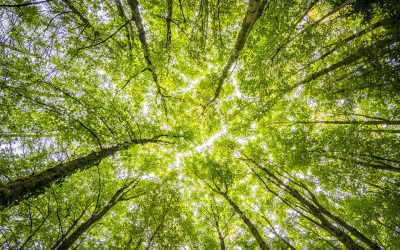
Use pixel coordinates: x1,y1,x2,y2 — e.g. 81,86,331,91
1,0,399,249
53,175,144,250
0,137,172,209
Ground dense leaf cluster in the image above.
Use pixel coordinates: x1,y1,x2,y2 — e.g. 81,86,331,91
0,0,399,249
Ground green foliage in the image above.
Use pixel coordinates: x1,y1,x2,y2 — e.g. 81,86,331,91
1,0,399,249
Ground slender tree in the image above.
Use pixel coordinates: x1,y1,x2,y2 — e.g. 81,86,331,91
54,177,144,250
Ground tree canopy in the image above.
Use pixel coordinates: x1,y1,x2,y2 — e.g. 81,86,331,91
0,0,399,249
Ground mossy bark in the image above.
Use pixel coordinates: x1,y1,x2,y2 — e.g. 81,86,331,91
0,138,163,209
0,145,120,209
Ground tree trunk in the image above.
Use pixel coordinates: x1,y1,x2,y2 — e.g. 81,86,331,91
55,180,137,249
313,17,389,63
288,38,396,93
114,0,135,50
145,222,163,250
299,120,400,126
128,0,167,115
329,155,400,173
166,0,173,49
216,226,226,250
296,173,382,249
246,158,367,249
270,0,352,62
55,202,115,250
212,0,268,102
277,182,365,250
259,213,296,250
0,138,162,208
220,192,269,250
320,209,382,250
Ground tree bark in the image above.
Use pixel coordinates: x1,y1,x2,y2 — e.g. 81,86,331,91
128,0,167,115
276,183,364,249
270,0,353,62
220,192,269,250
51,209,87,250
114,0,135,50
211,0,268,102
312,18,390,64
285,38,396,95
299,120,400,126
329,155,400,173
245,158,368,250
354,160,400,173
270,0,319,62
216,225,226,250
0,138,163,209
296,175,382,250
55,180,139,249
166,0,173,49
259,213,296,250
320,209,382,250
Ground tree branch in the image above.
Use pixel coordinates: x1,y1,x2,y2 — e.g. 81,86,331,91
0,0,52,8
77,19,133,51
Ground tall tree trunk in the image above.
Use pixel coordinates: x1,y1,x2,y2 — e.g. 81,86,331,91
295,175,382,250
259,213,296,250
216,225,226,250
269,177,363,249
287,38,396,93
145,222,163,250
55,180,139,249
0,138,163,209
212,0,268,102
114,0,135,50
328,155,400,173
269,0,319,62
320,209,382,250
219,192,269,250
312,17,390,64
128,0,168,115
244,158,370,250
270,0,353,62
166,0,173,49
353,160,400,173
298,120,400,126
51,209,87,250
274,173,380,249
